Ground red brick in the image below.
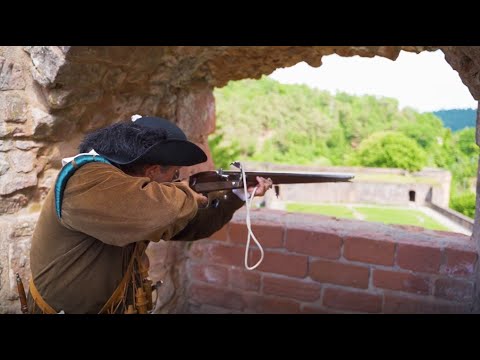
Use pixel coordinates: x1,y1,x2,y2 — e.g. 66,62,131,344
384,294,469,314
209,224,229,241
230,222,284,248
188,263,229,286
190,304,236,314
344,236,395,265
206,243,245,266
310,259,369,288
373,269,430,295
250,250,308,278
230,268,261,291
434,278,474,302
244,294,301,313
396,244,442,273
189,283,246,311
300,305,336,314
189,241,209,260
323,288,382,313
286,229,341,259
441,248,478,277
263,276,321,301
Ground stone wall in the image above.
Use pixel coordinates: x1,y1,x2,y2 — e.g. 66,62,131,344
242,163,451,207
274,182,435,206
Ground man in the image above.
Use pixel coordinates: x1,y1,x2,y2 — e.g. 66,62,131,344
26,116,272,314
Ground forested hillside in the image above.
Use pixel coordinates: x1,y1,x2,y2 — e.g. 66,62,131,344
211,76,478,217
433,109,476,131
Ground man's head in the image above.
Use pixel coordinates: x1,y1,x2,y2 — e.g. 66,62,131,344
79,116,207,181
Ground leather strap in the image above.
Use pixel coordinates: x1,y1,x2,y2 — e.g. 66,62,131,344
98,242,143,314
29,278,57,314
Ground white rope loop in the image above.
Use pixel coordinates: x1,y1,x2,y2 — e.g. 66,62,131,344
239,163,264,270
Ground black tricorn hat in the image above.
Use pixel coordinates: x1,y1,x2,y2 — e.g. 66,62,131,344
97,116,207,166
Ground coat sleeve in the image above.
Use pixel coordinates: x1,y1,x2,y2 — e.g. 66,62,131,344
60,163,199,247
171,190,245,241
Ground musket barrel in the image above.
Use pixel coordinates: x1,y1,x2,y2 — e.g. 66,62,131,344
222,171,355,185
189,170,354,194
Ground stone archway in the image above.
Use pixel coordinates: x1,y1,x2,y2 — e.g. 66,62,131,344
0,46,478,313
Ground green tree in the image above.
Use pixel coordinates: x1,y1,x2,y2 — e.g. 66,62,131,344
208,125,242,170
352,131,427,172
450,192,476,218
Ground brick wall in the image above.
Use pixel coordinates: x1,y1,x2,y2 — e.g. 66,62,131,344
185,209,478,313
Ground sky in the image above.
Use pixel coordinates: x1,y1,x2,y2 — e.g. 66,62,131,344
268,50,478,113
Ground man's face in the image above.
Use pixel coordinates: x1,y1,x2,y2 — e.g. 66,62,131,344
144,165,181,183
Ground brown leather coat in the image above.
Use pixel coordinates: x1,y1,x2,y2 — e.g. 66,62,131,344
27,162,244,314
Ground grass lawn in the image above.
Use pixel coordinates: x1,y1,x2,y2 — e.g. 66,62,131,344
287,203,356,219
286,203,449,231
354,206,449,231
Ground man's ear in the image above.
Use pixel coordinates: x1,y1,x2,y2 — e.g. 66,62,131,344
143,165,158,178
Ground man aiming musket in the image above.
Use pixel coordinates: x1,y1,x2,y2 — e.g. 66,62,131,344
26,115,353,314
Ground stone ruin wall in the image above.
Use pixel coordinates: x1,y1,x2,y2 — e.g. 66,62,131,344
243,163,452,207
0,46,478,313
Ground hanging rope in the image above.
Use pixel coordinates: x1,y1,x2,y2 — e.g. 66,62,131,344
238,162,265,270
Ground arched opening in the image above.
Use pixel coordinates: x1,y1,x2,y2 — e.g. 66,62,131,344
409,190,416,202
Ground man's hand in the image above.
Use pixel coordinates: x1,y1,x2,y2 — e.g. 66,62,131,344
248,176,273,197
193,191,209,208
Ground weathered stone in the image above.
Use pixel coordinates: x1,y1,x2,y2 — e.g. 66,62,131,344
112,93,144,115
150,66,171,84
58,46,71,54
102,67,127,90
46,87,105,110
12,221,35,238
0,194,29,214
0,122,29,138
24,46,66,87
66,46,135,65
38,168,59,189
14,141,41,150
443,47,480,101
8,149,37,173
0,140,11,151
31,107,56,138
124,68,149,85
78,110,113,132
140,95,164,116
0,171,37,195
43,88,73,109
55,62,108,89
0,158,9,175
0,57,26,90
75,88,104,106
176,86,215,137
0,92,28,123
8,237,31,296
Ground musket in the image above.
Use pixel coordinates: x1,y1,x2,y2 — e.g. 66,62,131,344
16,273,28,314
189,162,354,207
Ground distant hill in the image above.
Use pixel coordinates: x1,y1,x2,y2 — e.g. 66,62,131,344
433,109,476,131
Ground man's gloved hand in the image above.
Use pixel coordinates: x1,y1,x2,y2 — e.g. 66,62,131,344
233,176,273,200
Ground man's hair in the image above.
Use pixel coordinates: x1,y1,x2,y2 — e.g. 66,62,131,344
79,122,168,174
